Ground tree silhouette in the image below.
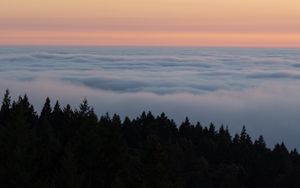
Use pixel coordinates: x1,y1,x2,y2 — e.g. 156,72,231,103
0,91,300,188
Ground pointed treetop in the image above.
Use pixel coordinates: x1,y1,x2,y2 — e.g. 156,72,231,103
141,111,147,119
123,116,131,127
291,148,299,156
209,123,216,135
79,98,90,114
184,117,190,125
1,89,11,110
112,114,121,127
64,104,72,112
258,135,266,145
53,100,61,113
195,122,202,130
40,97,52,118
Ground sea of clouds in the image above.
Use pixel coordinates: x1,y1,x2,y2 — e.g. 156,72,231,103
1,46,300,149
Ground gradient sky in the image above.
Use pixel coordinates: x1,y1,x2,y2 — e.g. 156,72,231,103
1,0,300,46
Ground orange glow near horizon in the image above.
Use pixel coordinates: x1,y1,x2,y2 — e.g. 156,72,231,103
1,0,300,47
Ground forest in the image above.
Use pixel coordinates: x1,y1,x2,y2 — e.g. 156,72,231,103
0,90,300,188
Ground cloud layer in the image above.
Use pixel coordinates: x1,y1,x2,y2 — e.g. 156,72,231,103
1,47,300,94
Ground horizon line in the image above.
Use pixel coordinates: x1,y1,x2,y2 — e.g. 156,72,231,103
1,44,300,49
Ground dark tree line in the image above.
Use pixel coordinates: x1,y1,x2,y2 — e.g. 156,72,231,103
0,89,300,188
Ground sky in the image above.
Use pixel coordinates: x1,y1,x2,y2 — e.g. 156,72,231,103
1,0,300,46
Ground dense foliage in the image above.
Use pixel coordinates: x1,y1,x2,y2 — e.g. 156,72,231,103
0,90,300,188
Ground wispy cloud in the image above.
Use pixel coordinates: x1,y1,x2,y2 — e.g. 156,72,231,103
247,72,300,79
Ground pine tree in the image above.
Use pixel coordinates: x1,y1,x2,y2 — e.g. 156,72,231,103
0,89,11,125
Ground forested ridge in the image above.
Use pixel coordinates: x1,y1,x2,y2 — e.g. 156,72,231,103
0,90,300,188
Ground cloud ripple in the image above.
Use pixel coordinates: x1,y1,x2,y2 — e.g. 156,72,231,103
1,47,300,95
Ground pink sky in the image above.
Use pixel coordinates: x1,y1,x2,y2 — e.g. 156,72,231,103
1,0,300,46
